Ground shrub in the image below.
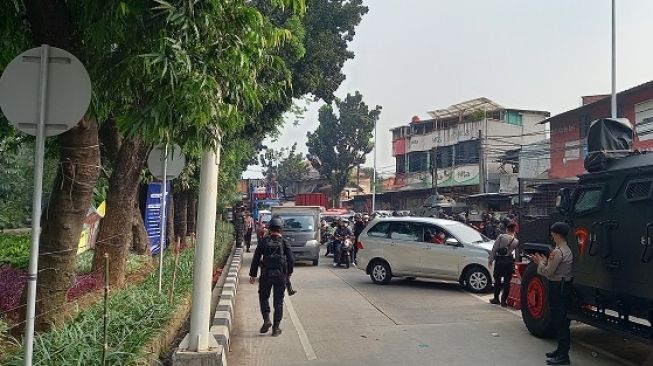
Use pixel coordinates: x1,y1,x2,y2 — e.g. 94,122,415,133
0,266,27,317
0,234,29,269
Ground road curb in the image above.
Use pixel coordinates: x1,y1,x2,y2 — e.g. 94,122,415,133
209,247,243,365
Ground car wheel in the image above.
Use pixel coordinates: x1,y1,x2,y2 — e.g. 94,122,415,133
370,261,391,285
464,266,491,293
520,262,555,338
312,258,319,266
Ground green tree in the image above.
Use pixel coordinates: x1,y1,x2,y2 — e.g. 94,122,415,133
259,143,310,198
306,91,381,206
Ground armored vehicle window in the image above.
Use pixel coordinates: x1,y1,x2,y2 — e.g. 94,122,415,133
625,179,653,202
573,186,603,215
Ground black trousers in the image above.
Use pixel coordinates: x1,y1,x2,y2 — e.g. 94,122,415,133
492,258,514,303
258,276,286,325
549,281,572,356
245,228,253,250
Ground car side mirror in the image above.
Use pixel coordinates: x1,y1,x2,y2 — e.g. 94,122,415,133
556,188,571,214
445,238,460,246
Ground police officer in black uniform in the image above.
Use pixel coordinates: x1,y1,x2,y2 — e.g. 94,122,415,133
249,216,294,336
531,222,573,365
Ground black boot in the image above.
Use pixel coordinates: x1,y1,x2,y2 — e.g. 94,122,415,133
260,314,272,333
489,298,500,305
272,323,282,337
287,283,297,296
546,355,570,365
545,350,559,358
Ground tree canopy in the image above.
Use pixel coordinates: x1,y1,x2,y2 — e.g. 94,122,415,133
259,143,310,198
306,91,381,204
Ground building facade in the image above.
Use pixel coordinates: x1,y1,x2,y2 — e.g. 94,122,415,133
390,98,549,202
545,81,653,179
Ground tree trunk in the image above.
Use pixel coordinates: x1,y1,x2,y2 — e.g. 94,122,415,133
92,136,148,285
173,190,188,247
32,118,100,331
131,189,150,255
187,193,197,237
23,0,101,331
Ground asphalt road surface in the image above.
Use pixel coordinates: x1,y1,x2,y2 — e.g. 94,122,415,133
230,242,653,366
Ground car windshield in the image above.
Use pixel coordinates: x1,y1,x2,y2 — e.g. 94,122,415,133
447,223,489,244
280,215,315,232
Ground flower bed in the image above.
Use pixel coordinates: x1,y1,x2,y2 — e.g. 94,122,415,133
2,229,231,365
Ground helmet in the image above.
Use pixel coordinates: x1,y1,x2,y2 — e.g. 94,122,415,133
321,219,327,226
362,214,370,221
354,213,362,221
269,216,284,230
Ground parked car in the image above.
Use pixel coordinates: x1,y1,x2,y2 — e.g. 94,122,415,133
357,217,494,293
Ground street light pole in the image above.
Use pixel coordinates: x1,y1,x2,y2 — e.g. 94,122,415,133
372,117,377,213
611,0,617,118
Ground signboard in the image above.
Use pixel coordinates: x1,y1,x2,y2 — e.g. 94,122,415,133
435,165,480,187
144,182,171,255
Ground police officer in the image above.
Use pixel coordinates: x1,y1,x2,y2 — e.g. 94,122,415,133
249,216,294,336
333,218,353,267
234,206,245,248
530,222,573,365
488,221,519,307
352,213,366,265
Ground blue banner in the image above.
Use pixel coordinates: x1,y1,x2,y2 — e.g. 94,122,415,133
145,182,171,255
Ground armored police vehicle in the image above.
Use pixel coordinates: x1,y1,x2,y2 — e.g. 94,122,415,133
519,118,653,343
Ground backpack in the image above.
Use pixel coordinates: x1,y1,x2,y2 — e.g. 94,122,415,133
262,235,287,278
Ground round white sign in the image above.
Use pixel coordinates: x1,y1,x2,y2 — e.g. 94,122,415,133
148,143,186,180
0,46,92,136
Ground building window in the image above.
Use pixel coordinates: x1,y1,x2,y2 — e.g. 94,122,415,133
411,124,425,135
408,151,429,173
454,139,480,165
396,155,406,173
424,121,434,133
505,110,523,126
435,145,453,168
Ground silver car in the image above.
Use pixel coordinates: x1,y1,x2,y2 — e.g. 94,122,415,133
357,217,494,293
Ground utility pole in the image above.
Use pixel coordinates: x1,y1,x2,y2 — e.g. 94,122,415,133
188,140,221,351
478,129,485,194
611,0,617,118
431,147,438,197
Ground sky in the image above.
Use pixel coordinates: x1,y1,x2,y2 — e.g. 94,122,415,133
242,0,653,179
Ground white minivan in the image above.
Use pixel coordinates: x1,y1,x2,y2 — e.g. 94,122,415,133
357,217,495,293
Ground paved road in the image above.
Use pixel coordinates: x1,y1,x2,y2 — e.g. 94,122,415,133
230,243,653,366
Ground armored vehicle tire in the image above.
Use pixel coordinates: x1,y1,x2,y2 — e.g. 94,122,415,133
463,266,491,293
520,262,555,338
370,260,391,285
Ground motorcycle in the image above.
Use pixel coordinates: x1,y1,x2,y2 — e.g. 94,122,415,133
335,236,353,269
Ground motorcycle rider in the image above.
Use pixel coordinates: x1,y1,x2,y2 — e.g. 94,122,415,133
333,218,354,267
324,220,337,257
352,213,366,266
362,214,370,225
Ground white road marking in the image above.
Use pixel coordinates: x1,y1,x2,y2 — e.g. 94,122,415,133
286,297,318,361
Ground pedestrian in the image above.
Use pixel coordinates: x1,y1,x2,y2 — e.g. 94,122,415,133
244,211,254,252
234,206,245,248
249,216,295,336
488,222,519,307
352,213,366,265
530,222,573,365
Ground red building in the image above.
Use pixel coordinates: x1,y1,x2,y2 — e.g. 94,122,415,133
545,81,653,179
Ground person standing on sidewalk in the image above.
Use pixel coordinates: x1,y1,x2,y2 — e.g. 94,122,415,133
244,212,254,252
531,222,573,365
234,206,245,248
488,221,519,307
249,216,295,336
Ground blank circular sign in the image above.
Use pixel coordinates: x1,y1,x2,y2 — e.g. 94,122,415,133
148,143,186,180
0,46,92,137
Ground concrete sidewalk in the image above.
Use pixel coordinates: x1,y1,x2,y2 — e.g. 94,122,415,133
229,244,633,366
